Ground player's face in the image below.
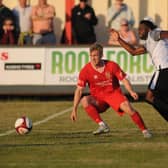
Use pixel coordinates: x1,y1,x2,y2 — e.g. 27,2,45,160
138,24,149,40
90,50,102,67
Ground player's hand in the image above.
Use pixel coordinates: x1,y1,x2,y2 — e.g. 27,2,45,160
110,29,120,41
130,91,139,100
70,110,77,122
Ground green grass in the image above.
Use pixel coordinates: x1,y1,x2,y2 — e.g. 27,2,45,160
0,100,168,168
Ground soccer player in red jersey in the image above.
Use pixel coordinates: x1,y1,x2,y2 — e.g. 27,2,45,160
70,43,152,138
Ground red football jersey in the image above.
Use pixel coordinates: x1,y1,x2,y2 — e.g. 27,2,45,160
77,60,126,97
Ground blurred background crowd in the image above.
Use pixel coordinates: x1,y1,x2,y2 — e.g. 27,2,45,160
0,0,167,46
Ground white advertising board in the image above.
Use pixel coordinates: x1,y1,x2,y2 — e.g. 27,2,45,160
0,48,45,85
45,47,155,85
45,47,90,85
0,47,155,86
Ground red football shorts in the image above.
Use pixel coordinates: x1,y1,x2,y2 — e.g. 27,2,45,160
94,88,128,116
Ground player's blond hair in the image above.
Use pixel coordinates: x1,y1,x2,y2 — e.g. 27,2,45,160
89,43,103,56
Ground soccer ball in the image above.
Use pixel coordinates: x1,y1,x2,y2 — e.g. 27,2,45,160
15,116,32,135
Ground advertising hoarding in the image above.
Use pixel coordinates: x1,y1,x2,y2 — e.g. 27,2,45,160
0,48,45,85
45,47,154,85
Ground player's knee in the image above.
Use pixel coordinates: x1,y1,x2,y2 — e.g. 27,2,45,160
126,108,135,116
120,101,135,115
145,90,154,104
81,96,90,108
145,94,154,104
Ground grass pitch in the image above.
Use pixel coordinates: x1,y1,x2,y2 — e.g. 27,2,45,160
0,100,168,168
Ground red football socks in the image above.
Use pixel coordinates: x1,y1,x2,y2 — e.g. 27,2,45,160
85,106,146,131
84,105,102,123
131,112,146,131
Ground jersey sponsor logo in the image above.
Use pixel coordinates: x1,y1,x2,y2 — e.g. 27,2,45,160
105,71,111,79
95,80,112,87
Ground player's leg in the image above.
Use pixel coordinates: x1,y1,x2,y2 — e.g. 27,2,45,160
105,89,151,138
146,89,168,121
119,101,146,131
81,95,110,134
146,70,168,121
81,95,103,123
119,101,152,138
145,89,154,104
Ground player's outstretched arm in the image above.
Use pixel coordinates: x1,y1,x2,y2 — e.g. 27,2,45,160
122,78,139,100
71,86,83,122
111,29,147,56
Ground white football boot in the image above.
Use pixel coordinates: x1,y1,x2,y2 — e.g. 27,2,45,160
142,130,152,138
93,124,110,135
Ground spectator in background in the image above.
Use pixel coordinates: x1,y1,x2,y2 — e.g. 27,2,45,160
13,0,32,45
0,0,17,41
71,0,98,44
31,0,56,45
108,18,138,46
0,17,17,45
107,0,135,30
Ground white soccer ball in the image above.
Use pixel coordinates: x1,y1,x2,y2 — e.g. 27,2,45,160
15,116,32,135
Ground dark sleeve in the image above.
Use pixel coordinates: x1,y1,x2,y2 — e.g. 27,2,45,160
71,7,76,27
89,7,98,26
71,7,78,42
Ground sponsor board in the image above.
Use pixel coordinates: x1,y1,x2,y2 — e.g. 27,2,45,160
45,47,154,85
45,48,90,85
0,47,155,86
0,48,45,85
5,63,41,70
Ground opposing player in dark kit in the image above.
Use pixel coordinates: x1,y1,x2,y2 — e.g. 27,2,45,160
111,17,168,121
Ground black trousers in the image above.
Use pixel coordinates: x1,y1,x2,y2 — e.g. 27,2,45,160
148,68,168,121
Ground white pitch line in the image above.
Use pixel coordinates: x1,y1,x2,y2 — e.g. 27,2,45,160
0,130,16,137
33,106,73,126
0,106,73,137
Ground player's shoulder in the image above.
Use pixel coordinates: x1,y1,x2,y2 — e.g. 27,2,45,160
80,62,91,73
149,28,162,39
104,60,121,72
104,60,119,67
83,62,91,69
